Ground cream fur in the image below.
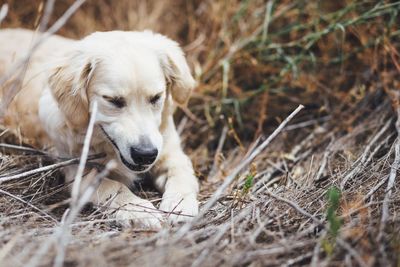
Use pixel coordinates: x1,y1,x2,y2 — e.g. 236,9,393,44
0,28,199,228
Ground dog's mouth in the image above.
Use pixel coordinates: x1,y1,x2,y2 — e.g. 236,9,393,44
99,125,151,172
119,156,148,172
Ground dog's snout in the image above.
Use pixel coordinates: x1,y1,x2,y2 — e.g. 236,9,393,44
130,146,158,165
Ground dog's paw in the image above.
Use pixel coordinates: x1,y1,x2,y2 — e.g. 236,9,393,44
112,200,164,229
159,192,199,224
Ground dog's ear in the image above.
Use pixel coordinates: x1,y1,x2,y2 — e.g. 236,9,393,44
48,54,97,129
153,34,196,105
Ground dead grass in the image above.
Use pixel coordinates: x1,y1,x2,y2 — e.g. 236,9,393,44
0,0,400,266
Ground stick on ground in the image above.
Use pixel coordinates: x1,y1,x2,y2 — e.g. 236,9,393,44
175,104,305,239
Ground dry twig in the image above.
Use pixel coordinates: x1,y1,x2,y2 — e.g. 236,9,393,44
175,104,304,239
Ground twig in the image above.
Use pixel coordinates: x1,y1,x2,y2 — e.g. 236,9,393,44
177,116,188,135
94,202,192,218
0,143,47,155
54,100,98,267
233,240,314,264
209,125,228,180
0,154,103,184
336,238,369,267
0,158,79,184
264,190,323,225
284,116,331,131
180,106,203,124
340,119,392,189
363,174,389,202
341,199,400,218
53,167,109,267
375,89,400,259
283,252,313,267
315,139,333,181
71,100,98,205
0,188,58,223
252,125,322,193
191,204,255,267
26,161,115,267
0,4,8,25
175,105,304,239
377,139,400,240
0,230,21,263
260,1,273,45
38,0,56,32
310,233,324,267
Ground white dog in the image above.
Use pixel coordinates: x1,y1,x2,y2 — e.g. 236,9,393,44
0,29,199,229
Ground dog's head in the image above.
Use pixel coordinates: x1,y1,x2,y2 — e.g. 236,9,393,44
48,31,195,172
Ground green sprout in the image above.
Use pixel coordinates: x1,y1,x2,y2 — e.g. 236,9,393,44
242,173,254,195
322,186,343,256
326,186,343,237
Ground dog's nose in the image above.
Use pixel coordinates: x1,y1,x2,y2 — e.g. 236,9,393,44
130,146,158,165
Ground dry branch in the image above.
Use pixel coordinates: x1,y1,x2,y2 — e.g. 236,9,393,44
175,104,304,239
0,154,103,184
70,100,98,206
0,188,57,223
377,106,400,241
264,190,323,226
0,4,8,25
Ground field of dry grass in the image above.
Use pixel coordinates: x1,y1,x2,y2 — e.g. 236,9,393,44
0,0,400,266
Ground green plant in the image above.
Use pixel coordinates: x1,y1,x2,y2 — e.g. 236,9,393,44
326,186,343,237
242,172,254,195
322,186,343,256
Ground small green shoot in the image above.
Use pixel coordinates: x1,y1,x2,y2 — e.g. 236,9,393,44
326,186,343,237
242,173,254,195
242,164,257,196
322,186,343,257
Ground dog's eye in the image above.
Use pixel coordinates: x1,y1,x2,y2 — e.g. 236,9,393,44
103,95,126,108
149,93,162,105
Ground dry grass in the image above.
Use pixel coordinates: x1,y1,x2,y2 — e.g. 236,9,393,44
0,0,400,266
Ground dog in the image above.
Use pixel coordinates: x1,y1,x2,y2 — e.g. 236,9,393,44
0,28,199,229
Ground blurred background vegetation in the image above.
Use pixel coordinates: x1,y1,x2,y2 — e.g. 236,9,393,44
3,1,399,141
1,1,400,265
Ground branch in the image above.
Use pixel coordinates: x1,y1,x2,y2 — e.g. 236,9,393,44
0,188,58,223
377,90,400,241
71,100,98,205
0,3,8,25
174,104,305,239
0,154,104,184
26,161,116,267
264,190,323,225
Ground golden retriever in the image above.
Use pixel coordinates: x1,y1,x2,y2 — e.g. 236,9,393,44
0,28,199,229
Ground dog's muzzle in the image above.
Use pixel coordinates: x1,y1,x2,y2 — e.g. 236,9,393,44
99,125,157,172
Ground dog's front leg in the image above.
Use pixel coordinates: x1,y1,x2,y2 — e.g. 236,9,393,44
154,122,199,224
88,178,163,229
